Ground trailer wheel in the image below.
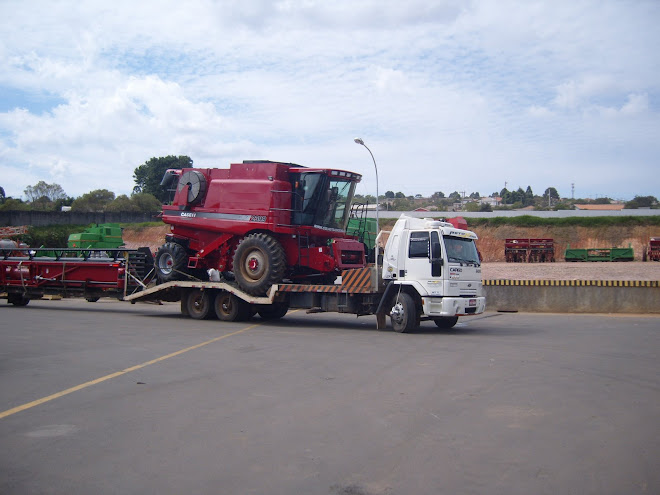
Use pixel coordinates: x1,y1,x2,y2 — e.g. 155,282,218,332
7,294,30,306
433,316,459,329
390,292,417,333
214,291,250,321
233,233,286,296
187,290,213,319
155,242,188,283
257,302,289,320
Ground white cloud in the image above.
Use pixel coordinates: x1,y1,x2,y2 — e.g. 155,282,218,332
0,0,659,201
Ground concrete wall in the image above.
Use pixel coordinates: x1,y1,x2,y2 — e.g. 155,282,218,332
484,280,660,314
0,211,159,227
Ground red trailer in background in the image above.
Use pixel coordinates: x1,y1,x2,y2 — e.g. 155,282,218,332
505,238,555,263
644,237,660,261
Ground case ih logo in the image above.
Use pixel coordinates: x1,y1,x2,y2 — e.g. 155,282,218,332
180,212,197,218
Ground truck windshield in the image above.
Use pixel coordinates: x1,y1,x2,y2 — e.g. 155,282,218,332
444,236,480,266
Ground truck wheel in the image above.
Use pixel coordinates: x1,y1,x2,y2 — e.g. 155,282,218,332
155,242,188,283
434,316,459,329
214,291,250,321
257,302,289,320
233,233,286,296
7,294,30,306
390,292,417,333
187,290,213,319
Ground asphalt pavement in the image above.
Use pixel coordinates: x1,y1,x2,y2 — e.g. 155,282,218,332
1,298,658,495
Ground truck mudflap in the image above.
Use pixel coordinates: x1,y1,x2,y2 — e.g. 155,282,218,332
421,296,486,317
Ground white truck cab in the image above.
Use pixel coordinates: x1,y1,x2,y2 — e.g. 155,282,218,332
381,215,486,331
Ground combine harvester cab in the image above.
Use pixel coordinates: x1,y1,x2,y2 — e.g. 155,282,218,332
157,161,367,295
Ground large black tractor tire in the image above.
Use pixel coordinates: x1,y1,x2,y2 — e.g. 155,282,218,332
390,292,418,333
213,291,251,322
433,316,459,329
155,242,189,283
233,233,286,296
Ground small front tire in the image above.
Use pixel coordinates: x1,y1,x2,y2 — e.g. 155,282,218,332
7,294,30,306
257,302,289,320
433,316,459,329
155,242,189,283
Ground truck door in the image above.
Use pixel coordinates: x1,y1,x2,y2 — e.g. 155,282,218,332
402,231,442,280
404,231,431,279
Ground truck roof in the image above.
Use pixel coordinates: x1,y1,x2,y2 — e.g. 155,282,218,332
392,215,478,240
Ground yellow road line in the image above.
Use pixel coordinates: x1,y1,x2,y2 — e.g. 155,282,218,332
0,324,260,420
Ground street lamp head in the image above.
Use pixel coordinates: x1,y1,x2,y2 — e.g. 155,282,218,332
354,137,364,146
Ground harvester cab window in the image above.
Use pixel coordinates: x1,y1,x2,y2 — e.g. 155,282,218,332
291,172,324,225
291,173,355,230
319,180,354,230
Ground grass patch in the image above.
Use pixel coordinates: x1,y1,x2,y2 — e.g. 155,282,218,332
465,215,660,229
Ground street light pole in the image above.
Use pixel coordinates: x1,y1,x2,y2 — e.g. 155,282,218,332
354,138,379,270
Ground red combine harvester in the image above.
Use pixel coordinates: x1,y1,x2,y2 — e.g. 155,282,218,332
505,238,555,262
157,160,367,295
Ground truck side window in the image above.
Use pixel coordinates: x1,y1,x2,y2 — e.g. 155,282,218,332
408,232,430,258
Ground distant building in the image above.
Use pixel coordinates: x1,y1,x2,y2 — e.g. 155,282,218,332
480,196,501,207
573,204,625,211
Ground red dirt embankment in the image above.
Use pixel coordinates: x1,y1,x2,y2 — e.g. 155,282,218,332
472,225,658,262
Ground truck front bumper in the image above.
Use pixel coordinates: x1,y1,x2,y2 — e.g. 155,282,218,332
421,296,486,317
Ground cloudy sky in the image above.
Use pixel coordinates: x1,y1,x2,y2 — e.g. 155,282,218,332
1,0,658,202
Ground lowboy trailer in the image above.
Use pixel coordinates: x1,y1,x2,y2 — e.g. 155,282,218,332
2,215,486,333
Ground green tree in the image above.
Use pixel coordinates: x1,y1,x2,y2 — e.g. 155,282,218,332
384,190,395,199
71,189,116,212
105,195,139,212
624,195,658,209
542,187,560,208
0,198,29,211
131,193,163,212
133,155,193,203
24,181,67,203
524,186,534,206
